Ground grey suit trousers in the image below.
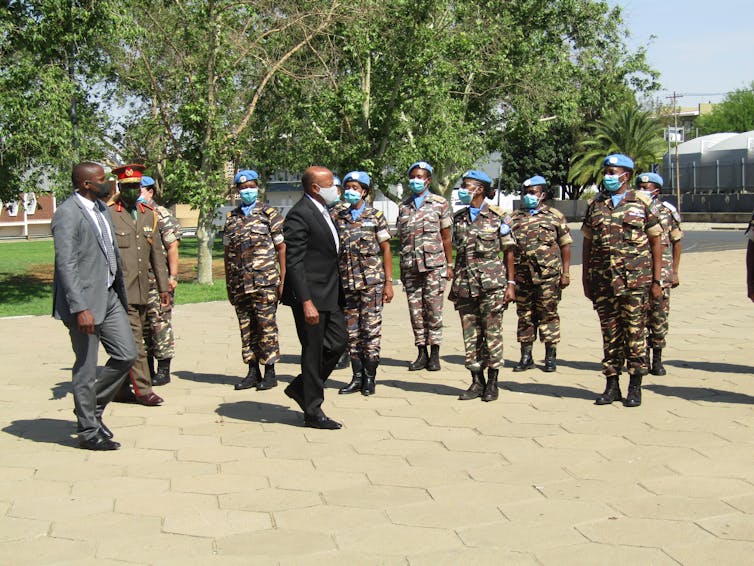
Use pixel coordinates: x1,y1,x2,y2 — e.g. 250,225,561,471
67,288,137,440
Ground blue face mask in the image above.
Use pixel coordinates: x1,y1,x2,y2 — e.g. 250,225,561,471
344,188,362,205
136,195,149,204
602,174,623,193
458,188,472,204
239,188,258,205
409,178,426,194
522,194,540,209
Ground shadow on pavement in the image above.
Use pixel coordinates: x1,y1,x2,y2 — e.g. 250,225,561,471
216,400,302,426
174,370,241,386
3,418,78,447
645,384,754,404
664,360,753,375
380,378,463,397
504,381,596,400
50,380,72,400
554,358,603,372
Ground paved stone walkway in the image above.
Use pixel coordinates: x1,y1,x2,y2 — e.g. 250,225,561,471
1,248,753,565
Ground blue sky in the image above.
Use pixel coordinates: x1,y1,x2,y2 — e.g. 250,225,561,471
613,0,754,106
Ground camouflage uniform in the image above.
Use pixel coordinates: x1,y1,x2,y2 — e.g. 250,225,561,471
333,205,391,362
449,205,515,370
647,201,683,349
223,204,284,365
397,193,452,346
582,190,662,377
144,200,182,361
510,205,572,344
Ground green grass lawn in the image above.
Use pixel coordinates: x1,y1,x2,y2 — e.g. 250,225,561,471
0,236,410,317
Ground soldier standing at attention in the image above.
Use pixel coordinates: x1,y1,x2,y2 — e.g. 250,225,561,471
224,169,286,391
450,170,516,402
333,171,394,396
139,176,182,386
397,161,453,372
636,172,683,376
582,154,663,408
109,164,170,406
510,175,572,373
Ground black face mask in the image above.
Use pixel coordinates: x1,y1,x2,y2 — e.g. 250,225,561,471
86,180,112,199
118,184,140,206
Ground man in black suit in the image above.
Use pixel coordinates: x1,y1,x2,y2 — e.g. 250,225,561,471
52,162,137,450
282,166,347,429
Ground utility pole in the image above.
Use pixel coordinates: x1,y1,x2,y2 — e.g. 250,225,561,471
666,92,682,213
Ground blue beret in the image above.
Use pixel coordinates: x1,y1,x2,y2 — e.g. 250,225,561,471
603,154,634,170
333,176,342,187
141,176,156,188
637,172,663,188
462,169,492,187
343,171,371,187
234,169,259,185
523,175,547,188
408,161,433,176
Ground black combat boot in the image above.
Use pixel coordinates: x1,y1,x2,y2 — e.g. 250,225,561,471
513,343,534,372
362,358,378,396
426,345,441,371
595,376,622,405
408,346,429,371
458,369,485,400
147,355,156,381
152,358,171,386
235,361,261,390
257,363,278,390
339,358,363,394
482,368,499,402
650,348,666,376
624,374,643,407
543,343,557,373
335,350,350,370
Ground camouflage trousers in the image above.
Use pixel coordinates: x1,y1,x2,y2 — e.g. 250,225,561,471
344,284,384,362
233,288,281,365
515,273,562,344
593,288,649,377
647,286,671,349
455,290,507,370
402,268,446,347
144,285,175,360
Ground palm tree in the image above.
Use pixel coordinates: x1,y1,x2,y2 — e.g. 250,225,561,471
568,104,666,188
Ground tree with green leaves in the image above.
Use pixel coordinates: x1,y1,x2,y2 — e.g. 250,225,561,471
568,104,665,188
696,83,754,135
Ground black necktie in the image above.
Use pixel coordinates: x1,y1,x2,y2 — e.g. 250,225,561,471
93,205,117,276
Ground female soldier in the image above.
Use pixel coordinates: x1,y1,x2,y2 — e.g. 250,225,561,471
509,176,572,373
333,171,394,396
450,170,516,402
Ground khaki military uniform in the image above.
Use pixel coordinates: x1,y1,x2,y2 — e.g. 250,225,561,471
109,201,169,397
397,192,452,346
647,200,683,349
449,204,515,371
144,200,182,361
510,205,572,345
582,190,661,377
223,204,284,365
333,205,391,363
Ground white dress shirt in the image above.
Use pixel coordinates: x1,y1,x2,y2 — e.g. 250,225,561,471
306,193,339,252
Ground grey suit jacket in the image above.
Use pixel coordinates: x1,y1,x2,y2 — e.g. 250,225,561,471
51,194,127,324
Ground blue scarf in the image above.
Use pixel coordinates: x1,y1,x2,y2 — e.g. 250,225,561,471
350,201,366,221
241,202,256,216
610,193,627,207
469,206,481,223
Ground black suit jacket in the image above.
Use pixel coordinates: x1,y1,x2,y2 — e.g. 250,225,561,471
282,195,343,312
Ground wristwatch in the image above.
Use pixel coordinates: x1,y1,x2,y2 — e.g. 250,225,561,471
652,279,663,286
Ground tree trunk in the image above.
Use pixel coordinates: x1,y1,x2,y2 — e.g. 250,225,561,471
195,206,216,284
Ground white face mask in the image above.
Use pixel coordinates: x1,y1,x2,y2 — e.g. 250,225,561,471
316,184,340,206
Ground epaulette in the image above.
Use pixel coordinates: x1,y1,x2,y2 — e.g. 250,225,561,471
488,205,512,225
138,201,154,211
547,206,568,221
661,201,681,222
374,209,383,218
264,206,276,215
427,193,446,204
226,211,232,218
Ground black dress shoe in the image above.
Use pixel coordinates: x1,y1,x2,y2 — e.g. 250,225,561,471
234,376,258,390
284,380,305,412
99,420,114,439
304,414,342,430
79,431,121,451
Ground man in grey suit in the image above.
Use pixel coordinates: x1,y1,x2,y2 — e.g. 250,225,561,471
52,162,137,450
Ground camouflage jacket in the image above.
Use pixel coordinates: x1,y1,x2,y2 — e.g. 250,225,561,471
581,190,662,294
396,192,452,274
333,205,391,292
449,204,515,301
223,204,284,298
510,204,573,284
656,200,683,286
145,198,182,284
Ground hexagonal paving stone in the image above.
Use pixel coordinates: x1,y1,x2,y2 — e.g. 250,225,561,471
163,508,271,537
664,539,754,566
115,492,218,517
218,487,322,512
97,532,214,562
429,481,542,508
387,500,503,529
0,536,96,564
499,498,615,525
171,473,270,495
535,478,649,502
324,484,429,509
51,511,162,541
614,495,739,520
697,513,754,541
0,515,50,542
10,495,114,522
273,504,389,533
535,542,678,565
458,520,587,551
271,469,369,492
576,516,715,548
216,528,336,557
408,547,539,566
336,523,463,555
640,476,753,499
